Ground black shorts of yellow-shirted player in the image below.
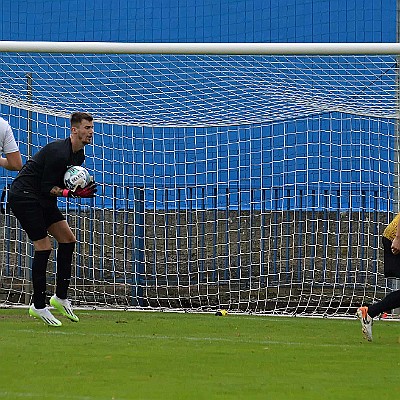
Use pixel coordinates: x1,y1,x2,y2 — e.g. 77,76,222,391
8,112,97,327
357,213,400,341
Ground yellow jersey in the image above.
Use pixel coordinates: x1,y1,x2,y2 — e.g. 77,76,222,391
383,212,400,241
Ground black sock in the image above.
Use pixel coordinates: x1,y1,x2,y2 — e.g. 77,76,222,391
55,242,75,299
32,249,51,309
368,290,400,318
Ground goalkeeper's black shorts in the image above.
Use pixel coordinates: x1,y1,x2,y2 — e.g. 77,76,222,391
8,193,65,241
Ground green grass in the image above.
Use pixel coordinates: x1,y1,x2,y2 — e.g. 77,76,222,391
1,308,400,400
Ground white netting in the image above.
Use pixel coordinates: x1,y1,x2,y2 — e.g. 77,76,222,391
0,49,398,316
0,53,397,126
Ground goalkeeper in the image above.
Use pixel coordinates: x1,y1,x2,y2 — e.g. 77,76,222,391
357,213,400,341
8,112,97,327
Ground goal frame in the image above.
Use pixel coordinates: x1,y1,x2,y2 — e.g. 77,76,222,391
0,41,400,317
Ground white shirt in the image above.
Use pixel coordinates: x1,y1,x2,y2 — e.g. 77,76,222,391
0,117,19,154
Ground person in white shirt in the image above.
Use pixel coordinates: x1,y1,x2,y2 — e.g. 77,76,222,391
0,117,22,171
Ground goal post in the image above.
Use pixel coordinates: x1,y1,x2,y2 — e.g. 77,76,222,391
0,41,399,316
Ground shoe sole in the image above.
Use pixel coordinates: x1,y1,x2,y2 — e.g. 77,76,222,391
361,327,372,342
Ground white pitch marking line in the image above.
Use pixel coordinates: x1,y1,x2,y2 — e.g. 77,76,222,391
17,329,360,348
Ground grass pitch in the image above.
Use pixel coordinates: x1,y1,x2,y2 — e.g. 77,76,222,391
1,308,400,400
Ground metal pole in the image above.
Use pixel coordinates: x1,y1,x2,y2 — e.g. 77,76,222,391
24,73,33,305
2,41,400,55
26,73,32,158
391,1,400,314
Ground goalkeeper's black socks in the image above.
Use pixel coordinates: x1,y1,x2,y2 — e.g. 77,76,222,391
32,249,52,309
55,242,75,299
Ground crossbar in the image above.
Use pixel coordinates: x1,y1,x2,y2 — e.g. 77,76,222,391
0,41,400,55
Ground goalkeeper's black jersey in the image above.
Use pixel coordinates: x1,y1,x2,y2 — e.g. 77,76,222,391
10,137,84,205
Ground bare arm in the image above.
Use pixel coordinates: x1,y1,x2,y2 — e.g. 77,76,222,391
0,151,23,171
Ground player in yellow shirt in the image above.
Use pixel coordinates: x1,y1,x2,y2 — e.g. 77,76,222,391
357,213,400,341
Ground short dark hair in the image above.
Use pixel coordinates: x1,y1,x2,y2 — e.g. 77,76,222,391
70,112,93,127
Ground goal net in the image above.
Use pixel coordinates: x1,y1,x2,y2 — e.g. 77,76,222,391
0,42,399,317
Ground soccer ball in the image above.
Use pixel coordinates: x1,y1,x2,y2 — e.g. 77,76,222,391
63,166,91,191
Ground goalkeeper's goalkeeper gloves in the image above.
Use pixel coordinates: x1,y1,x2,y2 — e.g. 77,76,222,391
62,182,97,198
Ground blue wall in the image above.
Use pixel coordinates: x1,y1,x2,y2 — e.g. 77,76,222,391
0,1,397,211
0,0,396,43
